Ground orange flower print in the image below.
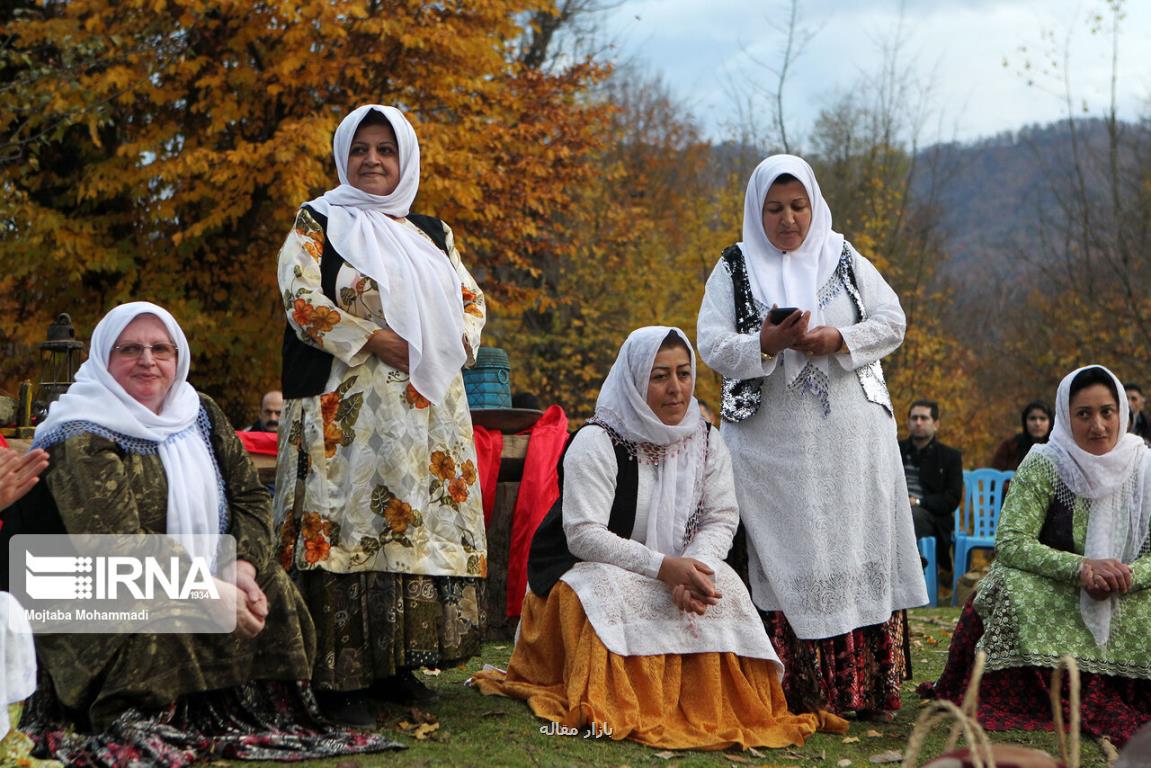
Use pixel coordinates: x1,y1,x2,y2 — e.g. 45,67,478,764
460,459,477,486
291,298,314,329
304,537,330,564
404,383,430,409
279,516,298,571
462,286,483,317
384,498,414,534
448,477,469,504
302,239,322,261
301,512,333,540
323,420,343,458
309,305,340,336
430,450,456,480
300,513,334,565
320,392,341,425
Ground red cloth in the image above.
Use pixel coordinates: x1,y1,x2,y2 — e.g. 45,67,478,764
505,405,568,617
472,425,503,527
235,430,278,456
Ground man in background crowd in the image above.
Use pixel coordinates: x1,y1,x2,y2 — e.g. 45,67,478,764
247,390,283,433
900,399,964,585
1126,383,1151,443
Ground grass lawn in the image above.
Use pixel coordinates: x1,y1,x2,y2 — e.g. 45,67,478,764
244,607,1110,768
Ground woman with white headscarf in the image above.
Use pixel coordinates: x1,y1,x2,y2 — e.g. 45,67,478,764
697,155,926,718
923,365,1151,747
474,327,845,750
19,302,396,762
275,105,486,724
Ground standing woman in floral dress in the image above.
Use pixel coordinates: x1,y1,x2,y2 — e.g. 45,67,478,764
276,104,487,725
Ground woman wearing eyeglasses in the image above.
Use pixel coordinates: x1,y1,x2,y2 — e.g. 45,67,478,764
19,302,394,763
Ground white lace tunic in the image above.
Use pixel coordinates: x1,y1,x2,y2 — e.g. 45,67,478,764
557,424,783,669
697,245,927,640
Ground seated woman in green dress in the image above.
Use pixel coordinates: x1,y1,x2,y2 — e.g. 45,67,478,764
922,365,1151,746
19,302,396,764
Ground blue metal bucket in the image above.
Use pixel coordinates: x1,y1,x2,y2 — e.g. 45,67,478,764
463,347,512,409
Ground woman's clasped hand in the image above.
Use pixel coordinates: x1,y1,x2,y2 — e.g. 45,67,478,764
1080,557,1133,599
658,556,722,615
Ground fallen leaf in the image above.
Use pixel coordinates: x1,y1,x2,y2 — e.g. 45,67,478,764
842,736,860,744
926,636,939,645
837,760,853,767
748,747,766,758
411,721,440,741
865,729,883,738
420,667,442,676
723,755,752,764
652,751,677,760
868,750,903,764
481,710,506,718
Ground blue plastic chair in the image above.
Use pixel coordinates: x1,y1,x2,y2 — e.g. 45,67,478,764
917,537,938,607
952,468,1014,604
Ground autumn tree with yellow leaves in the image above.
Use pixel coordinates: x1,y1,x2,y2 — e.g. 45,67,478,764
0,0,609,419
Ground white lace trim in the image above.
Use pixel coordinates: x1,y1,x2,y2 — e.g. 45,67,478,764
560,558,782,674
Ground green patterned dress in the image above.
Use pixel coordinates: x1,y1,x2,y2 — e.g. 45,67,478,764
975,451,1151,677
274,208,487,691
35,395,315,730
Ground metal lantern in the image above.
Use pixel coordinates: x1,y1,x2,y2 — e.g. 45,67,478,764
34,313,85,421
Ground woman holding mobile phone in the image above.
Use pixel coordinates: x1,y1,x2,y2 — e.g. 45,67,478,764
697,155,925,719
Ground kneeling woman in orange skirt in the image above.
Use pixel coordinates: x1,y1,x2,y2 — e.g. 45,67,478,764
473,326,845,750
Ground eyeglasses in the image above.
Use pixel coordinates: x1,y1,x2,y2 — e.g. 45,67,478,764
113,343,178,361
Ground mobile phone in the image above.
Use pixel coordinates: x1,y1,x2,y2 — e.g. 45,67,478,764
768,307,799,325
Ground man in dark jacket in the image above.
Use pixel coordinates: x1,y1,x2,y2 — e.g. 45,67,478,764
899,399,964,579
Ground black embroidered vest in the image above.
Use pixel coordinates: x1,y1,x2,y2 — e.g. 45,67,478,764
527,425,639,596
718,242,893,423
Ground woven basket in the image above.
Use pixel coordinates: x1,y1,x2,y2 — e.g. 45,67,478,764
904,652,1080,768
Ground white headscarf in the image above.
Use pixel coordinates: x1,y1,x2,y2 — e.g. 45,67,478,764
592,326,706,556
34,302,222,561
307,104,465,405
740,154,845,386
1033,364,1151,645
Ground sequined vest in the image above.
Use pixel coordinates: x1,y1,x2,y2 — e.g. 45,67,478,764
718,242,893,423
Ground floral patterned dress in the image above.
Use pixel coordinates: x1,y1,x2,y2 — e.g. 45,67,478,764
275,207,487,690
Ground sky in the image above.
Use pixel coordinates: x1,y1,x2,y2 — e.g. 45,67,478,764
599,0,1151,146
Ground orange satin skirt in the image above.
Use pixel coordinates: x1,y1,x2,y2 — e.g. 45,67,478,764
472,582,847,750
